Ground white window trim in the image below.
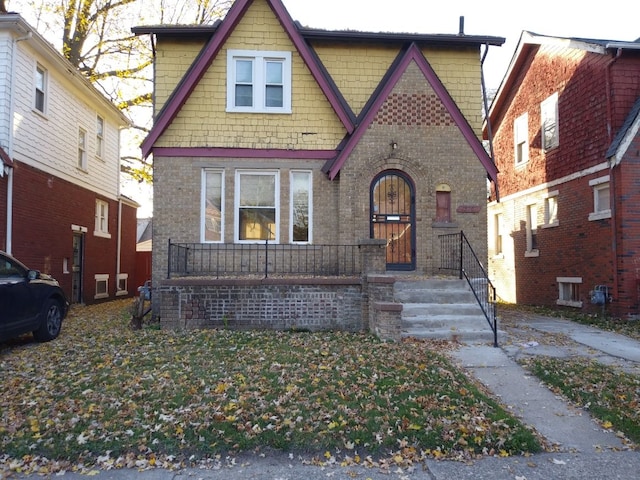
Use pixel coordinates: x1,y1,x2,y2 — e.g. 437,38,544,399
541,92,559,151
116,273,128,296
78,127,88,171
493,212,504,258
290,170,312,244
556,276,582,308
94,274,109,300
34,64,47,114
226,49,292,114
525,202,539,257
201,169,225,243
542,190,559,228
514,113,529,166
96,115,105,159
94,199,111,238
234,170,280,244
588,175,611,221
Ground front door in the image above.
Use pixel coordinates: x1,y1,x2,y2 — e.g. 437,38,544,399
370,170,416,270
71,233,84,304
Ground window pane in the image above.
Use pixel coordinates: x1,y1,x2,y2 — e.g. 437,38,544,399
239,208,276,240
266,61,282,84
597,186,610,212
291,172,310,242
236,60,253,83
240,174,275,206
35,90,44,111
235,85,253,107
265,85,283,107
205,172,222,242
435,191,451,222
36,68,44,89
546,197,558,223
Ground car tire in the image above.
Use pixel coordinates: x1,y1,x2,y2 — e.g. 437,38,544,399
33,298,63,342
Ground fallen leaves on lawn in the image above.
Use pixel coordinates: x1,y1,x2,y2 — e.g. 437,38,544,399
521,356,640,447
1,300,539,475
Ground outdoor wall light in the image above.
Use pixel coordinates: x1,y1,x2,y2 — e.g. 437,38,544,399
390,141,398,150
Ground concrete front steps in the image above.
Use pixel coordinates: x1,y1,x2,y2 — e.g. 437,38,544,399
394,278,501,344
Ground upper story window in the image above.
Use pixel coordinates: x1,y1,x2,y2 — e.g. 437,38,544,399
290,171,312,243
35,64,47,113
94,199,110,238
96,116,104,158
201,169,224,243
235,170,279,243
227,50,291,114
514,113,529,166
541,93,559,151
588,175,611,221
78,128,87,170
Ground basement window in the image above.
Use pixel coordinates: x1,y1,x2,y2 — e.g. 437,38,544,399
557,277,582,308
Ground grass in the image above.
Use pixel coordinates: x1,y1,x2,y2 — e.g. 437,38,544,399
522,357,640,444
0,300,540,474
499,303,640,447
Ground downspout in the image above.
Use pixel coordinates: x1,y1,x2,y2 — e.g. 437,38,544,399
606,49,622,303
117,198,122,280
5,31,33,254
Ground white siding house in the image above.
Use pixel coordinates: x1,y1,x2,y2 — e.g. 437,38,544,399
0,12,139,304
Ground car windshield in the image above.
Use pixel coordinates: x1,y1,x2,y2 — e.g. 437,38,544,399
0,256,27,279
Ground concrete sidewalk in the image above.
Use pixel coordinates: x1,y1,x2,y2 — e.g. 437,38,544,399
8,311,640,479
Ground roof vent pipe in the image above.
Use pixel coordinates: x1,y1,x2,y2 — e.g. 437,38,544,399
459,16,465,35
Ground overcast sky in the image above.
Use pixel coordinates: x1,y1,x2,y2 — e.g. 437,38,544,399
283,0,639,90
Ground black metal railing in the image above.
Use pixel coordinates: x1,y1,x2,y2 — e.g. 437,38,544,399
439,231,498,347
167,240,362,279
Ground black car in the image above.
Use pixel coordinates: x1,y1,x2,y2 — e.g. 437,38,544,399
0,251,68,342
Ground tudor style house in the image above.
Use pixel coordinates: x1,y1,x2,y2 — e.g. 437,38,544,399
134,0,504,330
486,31,640,317
0,12,138,304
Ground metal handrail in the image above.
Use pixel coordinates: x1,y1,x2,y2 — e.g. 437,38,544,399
439,231,498,347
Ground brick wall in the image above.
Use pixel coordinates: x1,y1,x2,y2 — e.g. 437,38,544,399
158,277,365,332
6,160,136,304
488,45,640,316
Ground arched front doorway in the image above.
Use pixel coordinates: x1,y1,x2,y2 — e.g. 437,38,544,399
370,170,416,270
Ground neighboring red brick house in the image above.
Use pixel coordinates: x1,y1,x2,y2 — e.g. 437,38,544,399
486,31,640,317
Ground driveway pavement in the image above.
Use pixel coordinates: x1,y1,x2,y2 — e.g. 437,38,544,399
7,309,640,479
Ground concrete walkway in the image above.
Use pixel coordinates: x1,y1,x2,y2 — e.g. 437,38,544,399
9,310,640,479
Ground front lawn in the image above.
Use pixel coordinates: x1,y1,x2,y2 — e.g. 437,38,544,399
1,300,540,474
522,357,640,445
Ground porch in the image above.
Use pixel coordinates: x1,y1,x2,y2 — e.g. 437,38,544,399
156,232,497,344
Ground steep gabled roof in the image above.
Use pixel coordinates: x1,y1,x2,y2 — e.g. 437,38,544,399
606,96,640,165
322,42,498,183
484,31,640,136
140,0,356,158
